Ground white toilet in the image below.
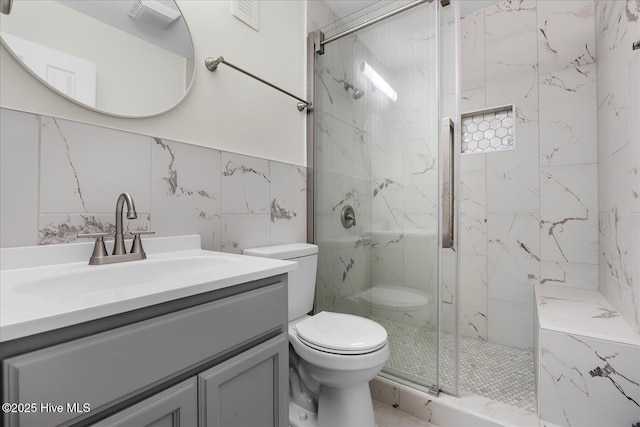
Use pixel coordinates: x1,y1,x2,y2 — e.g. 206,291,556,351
243,243,389,427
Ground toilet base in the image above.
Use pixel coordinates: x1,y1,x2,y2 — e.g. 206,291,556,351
317,383,375,427
289,400,318,427
289,383,375,427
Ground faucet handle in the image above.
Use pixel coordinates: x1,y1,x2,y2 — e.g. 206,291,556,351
77,234,109,263
127,231,154,256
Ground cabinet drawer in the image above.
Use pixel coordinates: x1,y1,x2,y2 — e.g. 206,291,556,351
3,282,286,427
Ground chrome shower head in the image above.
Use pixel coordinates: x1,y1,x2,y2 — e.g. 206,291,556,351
343,81,365,100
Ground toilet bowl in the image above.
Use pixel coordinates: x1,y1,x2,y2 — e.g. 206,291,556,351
289,313,389,427
243,244,389,427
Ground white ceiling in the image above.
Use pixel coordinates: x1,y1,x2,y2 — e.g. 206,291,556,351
55,0,193,58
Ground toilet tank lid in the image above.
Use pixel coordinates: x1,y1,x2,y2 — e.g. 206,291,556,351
243,243,318,260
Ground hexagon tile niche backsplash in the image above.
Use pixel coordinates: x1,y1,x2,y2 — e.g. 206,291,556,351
462,105,515,154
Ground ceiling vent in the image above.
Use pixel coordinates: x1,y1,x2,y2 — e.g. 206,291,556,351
128,0,181,29
231,0,259,31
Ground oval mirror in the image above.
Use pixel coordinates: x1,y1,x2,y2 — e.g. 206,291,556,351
0,0,195,118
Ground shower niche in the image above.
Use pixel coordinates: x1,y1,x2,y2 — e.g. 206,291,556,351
461,104,514,154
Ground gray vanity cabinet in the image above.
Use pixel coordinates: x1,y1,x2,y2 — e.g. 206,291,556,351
90,378,198,427
1,276,288,427
199,335,288,427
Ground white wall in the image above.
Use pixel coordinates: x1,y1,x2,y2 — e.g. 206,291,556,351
0,1,307,165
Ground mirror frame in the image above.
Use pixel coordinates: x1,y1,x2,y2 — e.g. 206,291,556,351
0,0,196,118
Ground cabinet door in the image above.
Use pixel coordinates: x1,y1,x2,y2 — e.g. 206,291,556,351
199,334,288,427
90,378,197,427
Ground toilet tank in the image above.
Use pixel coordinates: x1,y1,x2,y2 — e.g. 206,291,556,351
242,243,318,321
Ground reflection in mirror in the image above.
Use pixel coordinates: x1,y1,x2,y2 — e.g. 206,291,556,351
0,0,195,117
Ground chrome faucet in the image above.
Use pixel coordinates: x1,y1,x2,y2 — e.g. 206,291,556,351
113,192,137,255
78,192,154,265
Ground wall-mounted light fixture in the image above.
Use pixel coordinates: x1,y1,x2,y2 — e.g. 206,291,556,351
360,60,397,102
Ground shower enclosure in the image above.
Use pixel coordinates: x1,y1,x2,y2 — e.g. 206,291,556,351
309,0,460,395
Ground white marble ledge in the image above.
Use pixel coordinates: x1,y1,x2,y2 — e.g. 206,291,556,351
535,284,640,345
0,235,296,342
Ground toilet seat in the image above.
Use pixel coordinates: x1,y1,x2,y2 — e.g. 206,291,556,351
294,311,387,355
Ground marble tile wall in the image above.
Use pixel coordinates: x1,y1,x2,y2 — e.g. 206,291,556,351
459,0,599,348
596,0,640,335
0,108,307,253
539,329,640,426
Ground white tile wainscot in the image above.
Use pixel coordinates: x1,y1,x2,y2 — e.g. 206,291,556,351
535,285,640,427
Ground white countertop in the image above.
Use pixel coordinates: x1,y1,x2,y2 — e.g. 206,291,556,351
0,235,296,342
535,284,640,346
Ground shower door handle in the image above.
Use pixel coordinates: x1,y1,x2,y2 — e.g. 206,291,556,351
441,117,454,249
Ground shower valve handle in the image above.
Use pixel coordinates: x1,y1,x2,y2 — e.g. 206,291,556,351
341,205,356,229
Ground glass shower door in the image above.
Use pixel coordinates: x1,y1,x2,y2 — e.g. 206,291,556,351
312,0,457,395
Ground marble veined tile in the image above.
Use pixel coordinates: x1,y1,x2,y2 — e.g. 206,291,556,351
39,213,150,245
599,211,640,335
537,0,596,75
460,171,487,256
221,152,270,214
315,111,371,181
39,117,151,214
487,122,540,213
460,8,485,91
403,137,438,183
460,254,488,340
539,329,640,427
369,113,404,181
151,138,221,251
486,30,539,124
461,88,487,116
539,64,597,167
372,247,404,287
540,164,598,264
269,162,306,245
220,214,270,254
540,261,598,291
484,0,537,44
372,177,404,231
535,284,640,344
488,212,540,305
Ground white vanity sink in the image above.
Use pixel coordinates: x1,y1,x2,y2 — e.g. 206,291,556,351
14,253,241,297
0,235,296,342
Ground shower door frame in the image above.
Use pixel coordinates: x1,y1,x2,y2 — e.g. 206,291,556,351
305,0,460,397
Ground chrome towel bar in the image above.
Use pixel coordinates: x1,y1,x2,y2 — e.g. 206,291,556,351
205,56,311,112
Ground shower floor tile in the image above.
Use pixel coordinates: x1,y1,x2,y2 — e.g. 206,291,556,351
372,317,536,413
